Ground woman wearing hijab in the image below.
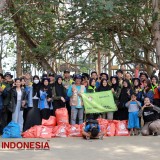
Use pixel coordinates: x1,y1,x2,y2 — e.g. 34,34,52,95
52,75,66,116
38,77,52,120
97,79,113,119
115,79,133,120
23,75,41,131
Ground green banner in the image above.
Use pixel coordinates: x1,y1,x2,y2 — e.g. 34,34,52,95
81,91,117,114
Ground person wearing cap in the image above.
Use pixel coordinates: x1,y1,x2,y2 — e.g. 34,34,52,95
63,70,74,123
38,77,52,120
67,75,86,125
63,70,74,89
52,75,66,116
3,72,14,125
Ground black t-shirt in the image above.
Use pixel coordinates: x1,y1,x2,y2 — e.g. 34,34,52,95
143,107,159,123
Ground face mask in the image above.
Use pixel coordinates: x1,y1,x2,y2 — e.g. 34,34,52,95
34,79,39,84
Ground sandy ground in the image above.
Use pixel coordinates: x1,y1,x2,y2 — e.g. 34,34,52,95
0,136,160,160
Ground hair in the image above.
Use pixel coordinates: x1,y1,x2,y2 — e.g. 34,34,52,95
33,75,40,80
91,128,99,137
151,75,158,83
89,78,96,86
131,93,137,97
91,71,97,76
14,78,21,82
100,78,108,86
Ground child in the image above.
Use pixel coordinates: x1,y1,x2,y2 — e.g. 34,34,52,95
82,119,103,140
125,93,141,135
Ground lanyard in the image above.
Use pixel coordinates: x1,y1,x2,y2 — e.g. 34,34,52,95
151,84,158,93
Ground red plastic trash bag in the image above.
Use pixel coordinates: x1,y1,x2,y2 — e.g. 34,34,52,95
67,124,82,137
97,118,108,126
22,126,37,138
52,125,68,138
114,120,130,136
99,124,107,136
39,126,53,138
42,116,56,127
106,121,116,137
55,108,69,125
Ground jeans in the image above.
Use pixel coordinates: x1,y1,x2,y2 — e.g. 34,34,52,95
71,106,84,125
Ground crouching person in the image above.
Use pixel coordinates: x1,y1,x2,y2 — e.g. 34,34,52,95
82,119,104,140
10,78,26,132
140,97,160,136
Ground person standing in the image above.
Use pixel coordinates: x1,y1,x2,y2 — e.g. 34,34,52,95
3,72,14,125
63,70,73,123
10,78,26,132
23,75,41,131
67,75,86,125
38,77,52,120
52,75,66,116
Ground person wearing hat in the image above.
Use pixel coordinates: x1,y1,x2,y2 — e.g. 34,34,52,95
3,72,14,125
63,70,74,123
38,77,52,120
116,69,124,87
52,75,66,116
67,74,86,125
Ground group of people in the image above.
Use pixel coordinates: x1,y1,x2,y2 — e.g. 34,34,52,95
0,67,160,137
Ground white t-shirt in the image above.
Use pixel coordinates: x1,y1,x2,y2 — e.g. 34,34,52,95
17,90,22,101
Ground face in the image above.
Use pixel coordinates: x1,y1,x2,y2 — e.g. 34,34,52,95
117,72,123,79
91,79,96,86
64,72,70,79
111,78,117,84
125,73,131,80
123,81,128,87
143,81,147,87
58,78,62,84
102,80,107,87
25,73,31,80
5,75,12,81
21,79,26,86
144,97,150,105
75,78,81,85
15,80,21,87
131,95,136,101
44,80,49,86
151,77,157,84
140,75,146,81
134,80,139,86
91,73,97,80
101,74,107,79
49,76,54,82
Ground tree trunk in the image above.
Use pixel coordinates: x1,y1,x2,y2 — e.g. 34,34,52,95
7,0,55,74
97,50,101,75
153,0,160,68
16,36,22,77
